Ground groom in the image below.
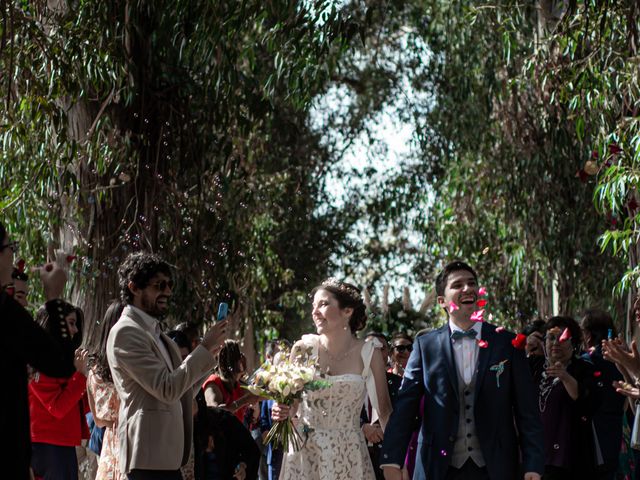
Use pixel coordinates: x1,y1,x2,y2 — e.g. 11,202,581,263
381,261,543,480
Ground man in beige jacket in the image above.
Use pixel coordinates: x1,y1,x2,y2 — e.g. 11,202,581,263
107,252,228,480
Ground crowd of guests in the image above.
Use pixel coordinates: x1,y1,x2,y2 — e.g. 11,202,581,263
5,217,640,480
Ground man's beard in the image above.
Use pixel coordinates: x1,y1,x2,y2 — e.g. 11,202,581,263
141,294,169,318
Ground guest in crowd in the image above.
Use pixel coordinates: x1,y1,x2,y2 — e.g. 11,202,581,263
8,264,30,306
106,252,229,480
361,332,402,480
29,301,90,480
389,332,413,378
0,221,80,480
168,330,193,360
203,339,257,421
580,309,625,480
527,316,602,479
86,301,126,480
175,321,203,353
198,406,261,480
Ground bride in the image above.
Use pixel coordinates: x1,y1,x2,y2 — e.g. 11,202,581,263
273,278,393,480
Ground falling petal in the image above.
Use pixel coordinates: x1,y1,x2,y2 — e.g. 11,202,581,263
482,247,489,255
66,255,76,264
470,310,485,322
511,333,527,350
477,339,488,348
476,299,488,308
593,371,602,378
448,301,459,313
16,259,26,272
495,326,505,333
478,287,487,296
559,327,572,343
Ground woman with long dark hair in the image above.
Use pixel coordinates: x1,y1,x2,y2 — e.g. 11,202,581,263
86,301,126,480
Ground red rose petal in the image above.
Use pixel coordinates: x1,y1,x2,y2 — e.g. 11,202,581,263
511,333,527,350
66,255,76,263
476,299,488,308
495,326,505,333
559,327,572,343
594,371,602,378
45,264,53,272
16,259,26,272
477,339,488,348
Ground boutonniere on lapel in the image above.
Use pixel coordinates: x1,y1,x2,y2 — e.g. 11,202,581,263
489,360,508,388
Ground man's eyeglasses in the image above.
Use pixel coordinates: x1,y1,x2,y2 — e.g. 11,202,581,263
393,344,413,353
149,280,174,291
0,241,18,253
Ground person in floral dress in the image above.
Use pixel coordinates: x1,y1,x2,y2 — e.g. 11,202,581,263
86,301,126,480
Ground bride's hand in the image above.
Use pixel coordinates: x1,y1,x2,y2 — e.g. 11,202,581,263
271,403,290,421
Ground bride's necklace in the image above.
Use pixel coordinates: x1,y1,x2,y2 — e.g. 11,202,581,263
320,338,356,362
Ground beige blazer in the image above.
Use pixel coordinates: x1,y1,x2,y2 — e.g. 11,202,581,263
106,307,215,473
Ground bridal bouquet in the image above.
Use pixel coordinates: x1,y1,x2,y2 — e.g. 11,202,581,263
244,344,329,451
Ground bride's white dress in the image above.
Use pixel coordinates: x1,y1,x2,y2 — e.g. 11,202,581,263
279,334,379,480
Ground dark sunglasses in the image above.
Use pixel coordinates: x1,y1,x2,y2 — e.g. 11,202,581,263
0,241,18,253
149,280,174,291
393,345,413,353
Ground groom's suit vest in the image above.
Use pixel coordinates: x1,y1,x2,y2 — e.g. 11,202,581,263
451,370,485,468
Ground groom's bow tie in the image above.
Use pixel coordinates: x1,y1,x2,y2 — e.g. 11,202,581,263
451,329,477,341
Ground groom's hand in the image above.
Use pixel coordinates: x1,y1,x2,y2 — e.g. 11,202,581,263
382,466,403,480
524,473,541,480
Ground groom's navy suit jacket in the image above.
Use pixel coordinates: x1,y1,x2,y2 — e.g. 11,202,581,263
381,323,544,480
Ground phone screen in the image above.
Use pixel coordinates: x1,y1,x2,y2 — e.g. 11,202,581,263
217,302,229,322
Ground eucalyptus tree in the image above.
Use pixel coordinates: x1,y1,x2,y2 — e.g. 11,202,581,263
317,0,627,328
0,0,364,352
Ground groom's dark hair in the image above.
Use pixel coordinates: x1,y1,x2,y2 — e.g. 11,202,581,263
435,261,477,296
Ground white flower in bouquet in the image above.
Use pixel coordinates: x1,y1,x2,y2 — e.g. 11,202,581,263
243,343,330,451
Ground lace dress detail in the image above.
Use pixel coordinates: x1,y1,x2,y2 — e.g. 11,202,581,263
279,335,378,480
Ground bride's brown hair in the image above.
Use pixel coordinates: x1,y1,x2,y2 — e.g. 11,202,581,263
311,279,367,334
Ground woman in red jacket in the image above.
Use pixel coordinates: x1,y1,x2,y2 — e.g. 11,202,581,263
29,300,90,480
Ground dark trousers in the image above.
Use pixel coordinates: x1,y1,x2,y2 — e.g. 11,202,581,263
127,470,183,480
445,459,490,480
31,443,78,480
